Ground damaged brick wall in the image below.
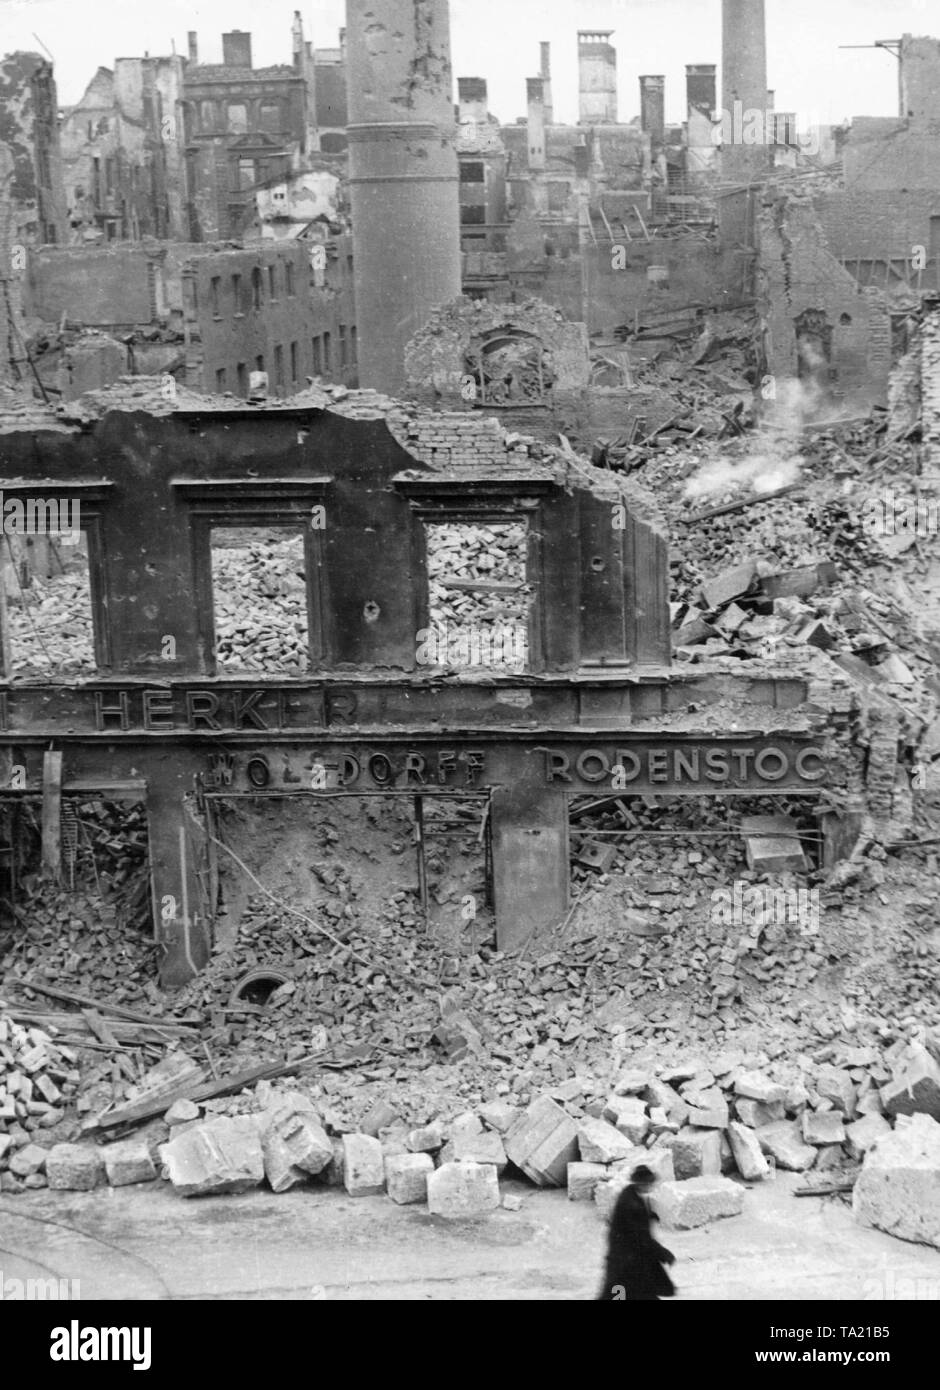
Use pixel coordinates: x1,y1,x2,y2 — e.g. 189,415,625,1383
0,52,67,248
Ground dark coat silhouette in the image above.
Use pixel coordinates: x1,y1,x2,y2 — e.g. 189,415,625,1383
597,1183,676,1301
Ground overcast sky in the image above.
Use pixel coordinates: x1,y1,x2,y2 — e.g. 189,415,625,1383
1,0,932,124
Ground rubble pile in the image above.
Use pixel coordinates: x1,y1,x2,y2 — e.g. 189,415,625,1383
5,563,96,676
0,1014,81,1189
426,522,531,635
212,533,308,674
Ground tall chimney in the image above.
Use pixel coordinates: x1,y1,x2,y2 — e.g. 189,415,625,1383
187,31,198,63
686,63,717,176
292,11,304,72
540,42,553,124
527,77,546,171
721,0,768,182
639,75,666,146
346,0,461,396
578,30,617,124
222,31,253,69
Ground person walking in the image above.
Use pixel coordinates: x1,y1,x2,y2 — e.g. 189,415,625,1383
597,1163,676,1301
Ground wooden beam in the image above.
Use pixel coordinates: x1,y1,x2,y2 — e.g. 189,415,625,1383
41,750,63,879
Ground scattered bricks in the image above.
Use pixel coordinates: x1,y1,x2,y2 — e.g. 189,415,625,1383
853,1114,940,1249
652,1176,745,1230
644,1079,688,1125
504,1095,579,1187
880,1046,940,1122
602,1096,650,1144
360,1100,399,1138
757,1121,817,1172
32,1074,61,1106
568,1161,608,1201
159,1117,264,1197
447,1130,508,1174
427,1161,500,1218
577,1118,636,1165
17,1045,49,1075
660,1061,700,1085
735,1097,785,1128
9,1143,47,1178
0,1172,23,1193
648,1107,678,1136
671,1127,721,1180
385,1152,433,1205
262,1106,333,1193
728,1122,770,1181
735,1072,787,1106
479,1101,517,1134
165,1099,201,1126
407,1123,444,1154
46,1144,105,1192
816,1067,858,1118
447,1112,483,1142
802,1110,846,1146
342,1134,386,1197
845,1113,891,1162
102,1141,157,1187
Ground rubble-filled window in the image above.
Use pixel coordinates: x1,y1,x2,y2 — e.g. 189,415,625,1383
285,262,295,297
209,527,311,676
290,342,299,386
351,326,358,365
465,329,554,406
274,345,284,395
251,267,263,310
2,529,98,680
210,276,221,316
268,264,277,298
232,273,243,314
339,324,348,369
423,521,532,673
323,332,332,372
312,336,322,376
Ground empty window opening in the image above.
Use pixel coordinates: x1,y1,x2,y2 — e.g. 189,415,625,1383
424,521,531,672
210,527,309,675
2,529,96,679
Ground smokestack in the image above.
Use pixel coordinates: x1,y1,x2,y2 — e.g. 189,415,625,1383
527,77,546,171
187,31,198,63
346,0,461,396
721,0,768,182
222,31,253,69
578,30,617,125
540,42,553,124
639,75,666,147
292,11,304,72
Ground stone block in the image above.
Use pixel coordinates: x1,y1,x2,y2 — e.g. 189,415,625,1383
856,1090,885,1118
159,1117,264,1197
165,1099,201,1126
567,1161,608,1201
853,1114,940,1249
700,561,756,611
612,1069,650,1096
577,1117,636,1165
728,1121,770,1181
845,1113,891,1162
342,1133,385,1197
443,1130,508,1173
644,1078,689,1126
735,1072,787,1105
504,1095,579,1187
406,1123,444,1153
816,1066,858,1118
601,1096,650,1144
735,1097,785,1128
802,1110,847,1146
102,1140,157,1187
671,1127,721,1180
46,1143,105,1192
478,1101,517,1134
880,1046,940,1122
262,1105,333,1193
685,1092,729,1130
360,1100,399,1138
741,815,808,873
385,1152,433,1205
652,1176,745,1229
8,1142,47,1178
427,1161,500,1218
757,1121,816,1172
